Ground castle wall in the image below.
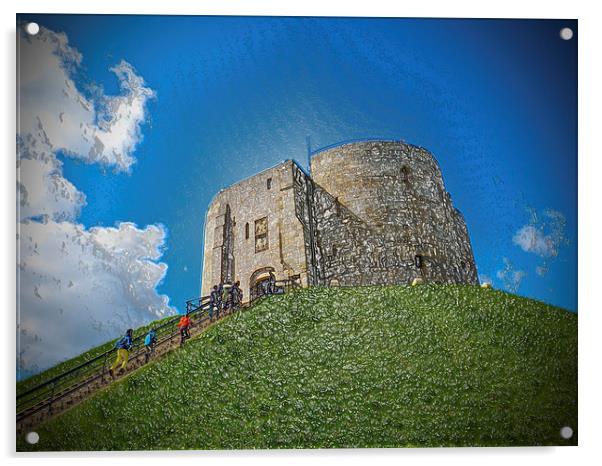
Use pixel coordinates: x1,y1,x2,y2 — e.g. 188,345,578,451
201,161,309,301
202,140,478,301
308,141,478,285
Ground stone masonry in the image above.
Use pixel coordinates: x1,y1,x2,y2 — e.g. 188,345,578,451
201,140,478,301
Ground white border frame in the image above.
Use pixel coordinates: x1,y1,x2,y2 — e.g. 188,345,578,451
2,1,600,465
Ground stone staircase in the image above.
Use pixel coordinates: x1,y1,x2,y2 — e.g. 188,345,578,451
16,305,240,434
17,278,301,435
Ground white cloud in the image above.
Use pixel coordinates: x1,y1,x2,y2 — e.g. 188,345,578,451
511,208,568,277
17,26,173,378
18,27,155,174
17,136,86,222
18,221,171,373
496,257,526,293
512,225,558,258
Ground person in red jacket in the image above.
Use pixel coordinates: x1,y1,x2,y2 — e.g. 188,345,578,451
178,313,192,346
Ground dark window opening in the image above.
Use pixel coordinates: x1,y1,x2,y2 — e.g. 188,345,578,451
414,254,423,268
461,261,466,270
267,178,272,190
401,166,409,182
332,245,337,257
245,222,249,240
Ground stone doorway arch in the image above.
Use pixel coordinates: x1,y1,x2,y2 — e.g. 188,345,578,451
249,267,276,301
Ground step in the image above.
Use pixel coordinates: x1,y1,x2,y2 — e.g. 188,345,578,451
16,304,252,428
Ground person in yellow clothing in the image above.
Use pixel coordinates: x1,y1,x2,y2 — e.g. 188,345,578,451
109,329,134,377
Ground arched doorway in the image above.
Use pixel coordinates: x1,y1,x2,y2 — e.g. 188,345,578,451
249,267,276,302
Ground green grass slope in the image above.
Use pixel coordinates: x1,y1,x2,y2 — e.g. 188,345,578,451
19,285,577,450
17,315,176,396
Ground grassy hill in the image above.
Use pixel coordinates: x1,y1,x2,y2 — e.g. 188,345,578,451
17,315,176,396
18,285,577,450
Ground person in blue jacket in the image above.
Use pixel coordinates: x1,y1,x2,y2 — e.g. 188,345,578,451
110,329,134,377
144,328,157,363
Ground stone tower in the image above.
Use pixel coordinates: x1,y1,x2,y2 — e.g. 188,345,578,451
201,140,478,301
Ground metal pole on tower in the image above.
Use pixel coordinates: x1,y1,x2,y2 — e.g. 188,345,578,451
306,135,312,174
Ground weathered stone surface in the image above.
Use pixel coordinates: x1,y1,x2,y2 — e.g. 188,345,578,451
201,141,478,301
201,161,309,299
307,141,478,287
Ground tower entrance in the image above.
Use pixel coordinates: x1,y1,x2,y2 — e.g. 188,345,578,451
249,267,276,301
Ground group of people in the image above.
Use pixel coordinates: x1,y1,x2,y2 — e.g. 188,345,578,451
260,272,278,297
209,281,243,321
109,327,157,377
108,280,244,377
249,271,280,301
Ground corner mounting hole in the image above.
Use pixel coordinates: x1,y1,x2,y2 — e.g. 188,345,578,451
25,431,39,444
25,22,40,36
560,27,573,40
560,426,573,439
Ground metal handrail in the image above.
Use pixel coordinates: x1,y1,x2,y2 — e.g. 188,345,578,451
17,308,185,399
16,277,302,423
250,276,302,303
16,297,210,419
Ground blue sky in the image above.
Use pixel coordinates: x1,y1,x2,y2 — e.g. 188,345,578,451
18,14,578,313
